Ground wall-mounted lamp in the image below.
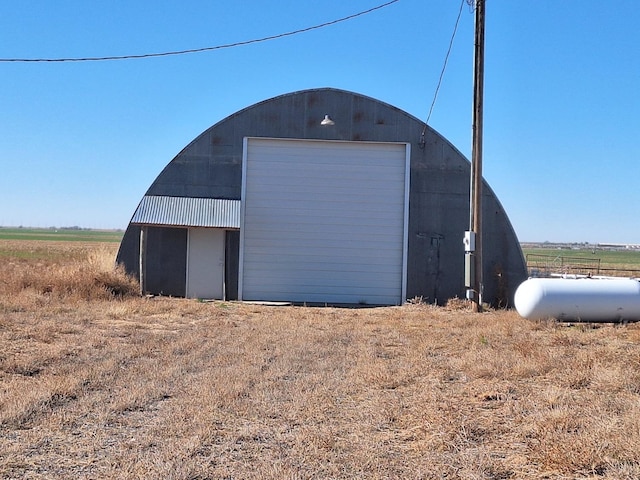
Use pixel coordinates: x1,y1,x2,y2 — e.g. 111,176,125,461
320,114,335,126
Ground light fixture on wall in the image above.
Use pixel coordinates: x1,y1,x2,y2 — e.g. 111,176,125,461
320,114,335,126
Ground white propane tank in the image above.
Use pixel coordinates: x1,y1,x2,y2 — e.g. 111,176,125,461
514,277,640,322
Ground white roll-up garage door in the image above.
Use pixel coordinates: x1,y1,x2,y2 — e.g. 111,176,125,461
239,137,409,305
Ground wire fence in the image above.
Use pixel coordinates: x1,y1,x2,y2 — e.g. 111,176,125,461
525,253,640,278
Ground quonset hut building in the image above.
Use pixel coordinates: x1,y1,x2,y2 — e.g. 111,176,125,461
116,88,527,306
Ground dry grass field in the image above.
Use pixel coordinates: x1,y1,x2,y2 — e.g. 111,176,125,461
2,240,640,479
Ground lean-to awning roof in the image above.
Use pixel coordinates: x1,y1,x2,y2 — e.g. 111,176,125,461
131,195,240,229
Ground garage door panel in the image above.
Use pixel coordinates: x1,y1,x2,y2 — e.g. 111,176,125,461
243,272,400,289
242,223,405,234
248,168,404,181
250,158,404,174
243,250,403,267
249,142,403,164
244,213,404,228
249,164,403,181
244,259,402,273
242,239,403,254
246,193,403,208
246,186,403,203
239,289,400,306
245,211,405,223
245,193,401,206
240,138,409,305
242,283,400,298
242,241,403,254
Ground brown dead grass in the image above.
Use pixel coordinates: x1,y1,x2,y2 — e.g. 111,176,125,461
0,241,138,306
2,240,640,479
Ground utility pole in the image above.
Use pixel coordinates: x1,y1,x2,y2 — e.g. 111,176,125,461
465,0,485,312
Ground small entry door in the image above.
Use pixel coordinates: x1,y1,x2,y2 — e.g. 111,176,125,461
187,228,225,299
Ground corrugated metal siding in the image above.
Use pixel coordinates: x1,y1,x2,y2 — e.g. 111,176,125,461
131,196,240,228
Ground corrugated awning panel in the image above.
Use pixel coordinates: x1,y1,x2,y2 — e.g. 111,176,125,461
131,196,240,229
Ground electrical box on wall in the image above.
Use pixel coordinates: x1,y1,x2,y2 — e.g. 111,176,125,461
464,252,475,288
463,231,476,252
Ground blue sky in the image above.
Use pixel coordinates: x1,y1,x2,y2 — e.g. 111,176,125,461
1,0,638,243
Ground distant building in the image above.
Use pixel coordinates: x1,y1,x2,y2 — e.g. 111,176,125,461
116,88,526,306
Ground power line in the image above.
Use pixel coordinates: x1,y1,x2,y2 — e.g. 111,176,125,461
0,1,400,63
421,0,467,144
426,0,466,125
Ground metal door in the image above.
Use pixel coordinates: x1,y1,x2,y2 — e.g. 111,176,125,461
187,228,225,299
